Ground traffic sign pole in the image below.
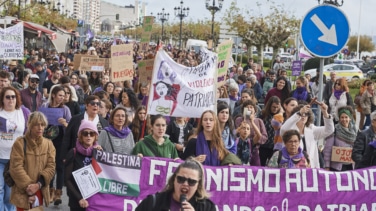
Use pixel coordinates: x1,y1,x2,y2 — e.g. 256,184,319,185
317,58,324,126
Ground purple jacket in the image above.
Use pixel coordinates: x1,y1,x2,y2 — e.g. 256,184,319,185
323,134,355,171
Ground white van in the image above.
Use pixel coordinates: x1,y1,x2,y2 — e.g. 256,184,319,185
186,39,208,52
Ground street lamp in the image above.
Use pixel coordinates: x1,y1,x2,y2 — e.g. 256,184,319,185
317,0,344,6
157,8,169,43
174,0,189,49
205,0,223,47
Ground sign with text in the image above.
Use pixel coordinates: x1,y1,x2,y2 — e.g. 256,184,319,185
79,57,106,72
140,16,154,51
73,54,98,70
110,44,134,82
331,146,354,163
73,165,101,199
87,156,376,211
137,59,154,84
147,49,217,117
216,40,233,87
291,60,302,76
38,107,64,126
0,22,24,60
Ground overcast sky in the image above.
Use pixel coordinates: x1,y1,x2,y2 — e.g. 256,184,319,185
106,0,375,36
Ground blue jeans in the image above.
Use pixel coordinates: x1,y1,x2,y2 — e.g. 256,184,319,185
0,159,16,211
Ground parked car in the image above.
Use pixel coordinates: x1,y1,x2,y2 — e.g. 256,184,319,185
359,59,376,74
305,63,364,81
280,56,292,69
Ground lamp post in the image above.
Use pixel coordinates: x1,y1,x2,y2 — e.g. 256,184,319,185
205,0,223,47
174,0,189,49
157,8,169,43
317,0,344,6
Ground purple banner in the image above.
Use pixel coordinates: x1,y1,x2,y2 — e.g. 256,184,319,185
292,60,302,76
87,157,376,211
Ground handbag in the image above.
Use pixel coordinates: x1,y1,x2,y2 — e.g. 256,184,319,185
3,138,26,187
43,125,59,140
354,94,361,106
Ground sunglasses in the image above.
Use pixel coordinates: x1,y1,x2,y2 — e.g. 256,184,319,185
81,131,96,137
176,175,198,186
5,95,16,100
89,101,101,106
30,79,39,84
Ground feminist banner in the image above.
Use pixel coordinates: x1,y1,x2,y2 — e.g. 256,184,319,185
0,22,24,60
147,49,217,118
87,156,376,211
110,44,134,82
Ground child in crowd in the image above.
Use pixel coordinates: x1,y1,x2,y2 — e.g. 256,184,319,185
235,121,260,166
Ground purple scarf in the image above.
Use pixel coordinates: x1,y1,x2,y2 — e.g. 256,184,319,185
292,87,308,101
75,140,98,157
369,141,376,149
334,90,344,100
196,132,221,166
229,95,239,101
104,125,131,139
280,147,304,168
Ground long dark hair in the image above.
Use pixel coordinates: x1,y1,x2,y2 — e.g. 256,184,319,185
119,88,139,110
217,101,235,134
261,96,281,121
275,76,290,103
131,106,150,141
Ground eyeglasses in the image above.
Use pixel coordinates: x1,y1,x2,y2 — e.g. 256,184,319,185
176,175,198,186
5,95,16,100
81,131,96,137
30,79,39,84
89,101,101,106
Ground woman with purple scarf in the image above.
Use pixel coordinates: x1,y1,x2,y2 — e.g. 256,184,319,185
64,120,103,210
267,130,310,168
98,107,135,154
182,110,229,166
290,76,312,104
329,78,353,123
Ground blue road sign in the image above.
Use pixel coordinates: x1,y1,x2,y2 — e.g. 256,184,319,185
300,5,350,58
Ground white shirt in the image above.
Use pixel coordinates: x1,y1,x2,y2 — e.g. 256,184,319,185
0,109,25,159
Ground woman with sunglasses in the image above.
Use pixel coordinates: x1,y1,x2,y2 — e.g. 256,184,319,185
0,86,30,211
280,103,334,169
64,120,102,210
136,158,216,211
40,85,72,205
62,84,81,117
329,78,353,124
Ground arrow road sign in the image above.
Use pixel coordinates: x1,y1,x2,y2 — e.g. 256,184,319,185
300,5,350,58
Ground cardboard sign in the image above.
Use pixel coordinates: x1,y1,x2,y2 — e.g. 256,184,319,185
139,16,154,51
138,59,154,83
331,146,354,164
216,40,233,87
0,22,24,60
110,44,134,82
73,54,98,70
79,57,106,72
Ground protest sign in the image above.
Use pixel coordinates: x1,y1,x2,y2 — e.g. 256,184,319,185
292,60,302,76
38,107,64,126
87,156,376,211
73,54,98,70
72,165,101,199
79,57,106,72
137,59,154,84
140,16,154,51
147,49,217,118
110,44,134,82
0,116,7,132
0,22,24,60
216,40,233,87
331,146,354,163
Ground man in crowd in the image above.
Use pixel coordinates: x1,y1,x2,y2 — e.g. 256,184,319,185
243,58,254,72
0,70,11,90
273,55,286,72
20,74,43,112
35,61,49,92
42,65,61,99
263,71,276,96
323,70,336,104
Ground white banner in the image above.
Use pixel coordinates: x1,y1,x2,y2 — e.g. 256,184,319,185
0,22,24,60
147,49,217,118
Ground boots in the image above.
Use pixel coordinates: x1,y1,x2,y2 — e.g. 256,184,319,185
54,189,63,205
49,188,55,203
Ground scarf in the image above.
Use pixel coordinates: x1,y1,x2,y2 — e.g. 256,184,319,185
196,132,220,166
229,95,239,101
104,124,131,139
334,90,344,100
292,87,308,101
334,121,357,144
369,141,376,149
75,140,98,157
280,147,304,168
221,126,235,150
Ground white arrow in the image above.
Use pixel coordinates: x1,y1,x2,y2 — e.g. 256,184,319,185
310,14,338,46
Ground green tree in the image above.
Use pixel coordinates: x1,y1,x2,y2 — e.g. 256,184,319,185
347,35,375,56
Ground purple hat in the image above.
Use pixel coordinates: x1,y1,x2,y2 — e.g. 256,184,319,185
78,120,98,136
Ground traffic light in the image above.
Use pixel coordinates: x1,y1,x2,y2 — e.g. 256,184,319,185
285,41,288,48
116,14,119,20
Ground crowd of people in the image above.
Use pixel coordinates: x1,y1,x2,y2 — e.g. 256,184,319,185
0,44,375,211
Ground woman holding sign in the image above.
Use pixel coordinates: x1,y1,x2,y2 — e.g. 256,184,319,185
64,120,102,210
323,106,356,171
40,85,71,205
0,86,30,211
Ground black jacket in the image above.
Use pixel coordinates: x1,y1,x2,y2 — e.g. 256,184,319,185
61,113,109,158
357,143,376,169
166,121,193,145
352,127,376,168
135,191,216,211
